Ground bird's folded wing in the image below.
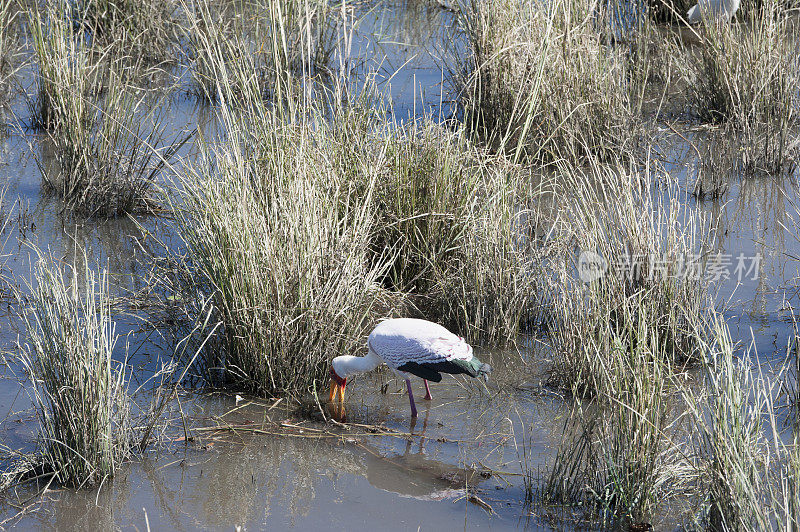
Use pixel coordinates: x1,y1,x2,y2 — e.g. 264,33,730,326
370,333,473,367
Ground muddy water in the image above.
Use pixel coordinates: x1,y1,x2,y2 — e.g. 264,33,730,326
0,1,799,530
0,373,564,530
658,131,800,356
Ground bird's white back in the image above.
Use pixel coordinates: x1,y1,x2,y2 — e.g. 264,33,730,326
368,318,473,369
687,0,740,23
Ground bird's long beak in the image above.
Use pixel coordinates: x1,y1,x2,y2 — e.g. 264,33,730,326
328,368,347,405
328,368,347,422
329,379,337,403
329,379,346,404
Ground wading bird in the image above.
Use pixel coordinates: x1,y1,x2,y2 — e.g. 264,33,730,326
329,318,491,420
687,0,740,23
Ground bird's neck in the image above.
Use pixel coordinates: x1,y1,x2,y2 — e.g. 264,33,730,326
333,351,382,378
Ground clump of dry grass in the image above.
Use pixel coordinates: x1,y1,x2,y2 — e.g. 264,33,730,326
180,0,249,103
540,304,680,528
29,3,182,217
534,157,706,515
535,160,708,522
425,157,540,345
686,0,800,174
457,0,640,164
547,159,712,396
682,318,800,530
357,120,539,345
17,257,132,488
251,0,336,77
181,0,334,104
169,100,390,397
686,320,767,530
539,314,800,530
0,0,19,89
368,125,483,293
28,2,101,132
72,0,177,62
168,61,541,397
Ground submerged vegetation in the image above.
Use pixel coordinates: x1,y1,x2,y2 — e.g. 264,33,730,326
0,0,798,527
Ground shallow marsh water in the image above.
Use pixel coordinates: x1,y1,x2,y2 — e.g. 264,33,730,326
0,1,799,530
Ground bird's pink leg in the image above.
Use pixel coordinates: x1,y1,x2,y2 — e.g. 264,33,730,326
423,379,432,401
405,379,418,418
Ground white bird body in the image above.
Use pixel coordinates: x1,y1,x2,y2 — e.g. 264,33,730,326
367,318,475,375
687,0,740,24
329,318,491,418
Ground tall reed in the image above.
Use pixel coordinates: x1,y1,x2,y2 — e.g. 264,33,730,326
30,3,180,216
427,158,539,345
540,157,715,516
539,167,704,520
170,100,389,397
18,258,131,488
252,0,335,76
457,0,639,164
687,0,800,174
0,184,10,297
548,159,712,395
359,120,539,344
181,0,333,104
542,298,679,528
541,311,800,529
170,63,541,397
683,318,800,530
72,0,177,62
0,0,17,87
181,0,246,103
778,431,800,530
686,320,767,530
29,2,101,132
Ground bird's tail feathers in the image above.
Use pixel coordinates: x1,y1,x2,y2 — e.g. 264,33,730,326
478,363,492,382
